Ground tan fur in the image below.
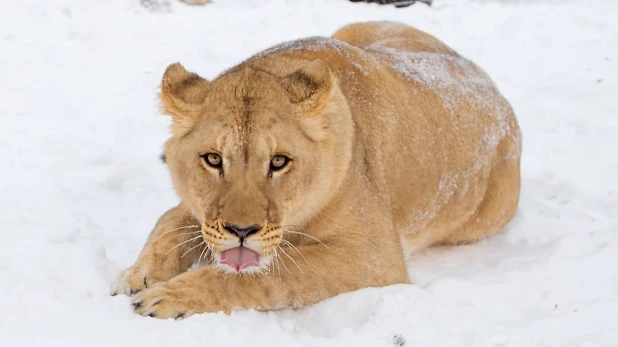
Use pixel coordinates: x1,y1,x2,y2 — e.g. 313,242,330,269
111,21,521,319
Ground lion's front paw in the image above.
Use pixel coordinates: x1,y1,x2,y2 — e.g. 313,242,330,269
131,286,195,319
110,262,177,297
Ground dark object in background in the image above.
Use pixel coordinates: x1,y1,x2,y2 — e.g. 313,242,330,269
350,0,433,7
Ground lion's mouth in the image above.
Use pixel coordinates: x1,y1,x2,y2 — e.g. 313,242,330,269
220,246,260,272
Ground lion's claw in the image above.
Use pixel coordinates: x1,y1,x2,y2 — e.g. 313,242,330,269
131,286,193,319
110,267,147,296
111,262,177,297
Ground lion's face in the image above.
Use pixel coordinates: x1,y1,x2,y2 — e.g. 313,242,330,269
159,61,352,274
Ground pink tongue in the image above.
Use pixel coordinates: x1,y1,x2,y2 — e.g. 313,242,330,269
220,247,260,272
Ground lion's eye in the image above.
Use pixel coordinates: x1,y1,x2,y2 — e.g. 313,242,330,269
270,155,290,171
202,153,222,169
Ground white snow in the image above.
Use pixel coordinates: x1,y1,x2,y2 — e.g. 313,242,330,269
1,0,617,346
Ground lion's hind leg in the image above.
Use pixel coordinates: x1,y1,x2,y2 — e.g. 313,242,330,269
442,135,521,245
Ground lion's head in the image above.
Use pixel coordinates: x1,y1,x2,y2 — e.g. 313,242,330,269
158,60,353,274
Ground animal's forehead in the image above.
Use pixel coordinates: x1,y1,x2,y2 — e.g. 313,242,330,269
198,105,282,133
194,113,278,149
202,87,289,127
210,66,284,101
192,67,300,148
200,85,292,132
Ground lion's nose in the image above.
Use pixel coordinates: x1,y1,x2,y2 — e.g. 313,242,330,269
222,223,261,240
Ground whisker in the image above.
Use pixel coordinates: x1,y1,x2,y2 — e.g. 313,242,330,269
151,225,200,243
281,239,302,257
278,245,303,274
282,239,319,274
169,231,202,239
274,250,282,281
275,249,291,274
266,245,281,280
204,242,213,260
281,239,310,263
165,235,202,255
181,241,205,259
196,243,209,268
283,230,328,248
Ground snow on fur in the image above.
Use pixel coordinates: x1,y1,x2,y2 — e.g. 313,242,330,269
0,0,616,346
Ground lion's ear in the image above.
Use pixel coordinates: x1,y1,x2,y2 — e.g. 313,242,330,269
280,59,334,108
281,60,348,142
159,63,209,135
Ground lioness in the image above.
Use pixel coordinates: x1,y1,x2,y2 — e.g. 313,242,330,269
111,21,521,319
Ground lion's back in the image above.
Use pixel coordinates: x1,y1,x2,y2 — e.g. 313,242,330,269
335,22,522,249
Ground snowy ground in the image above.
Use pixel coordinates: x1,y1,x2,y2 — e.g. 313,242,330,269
1,0,617,346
